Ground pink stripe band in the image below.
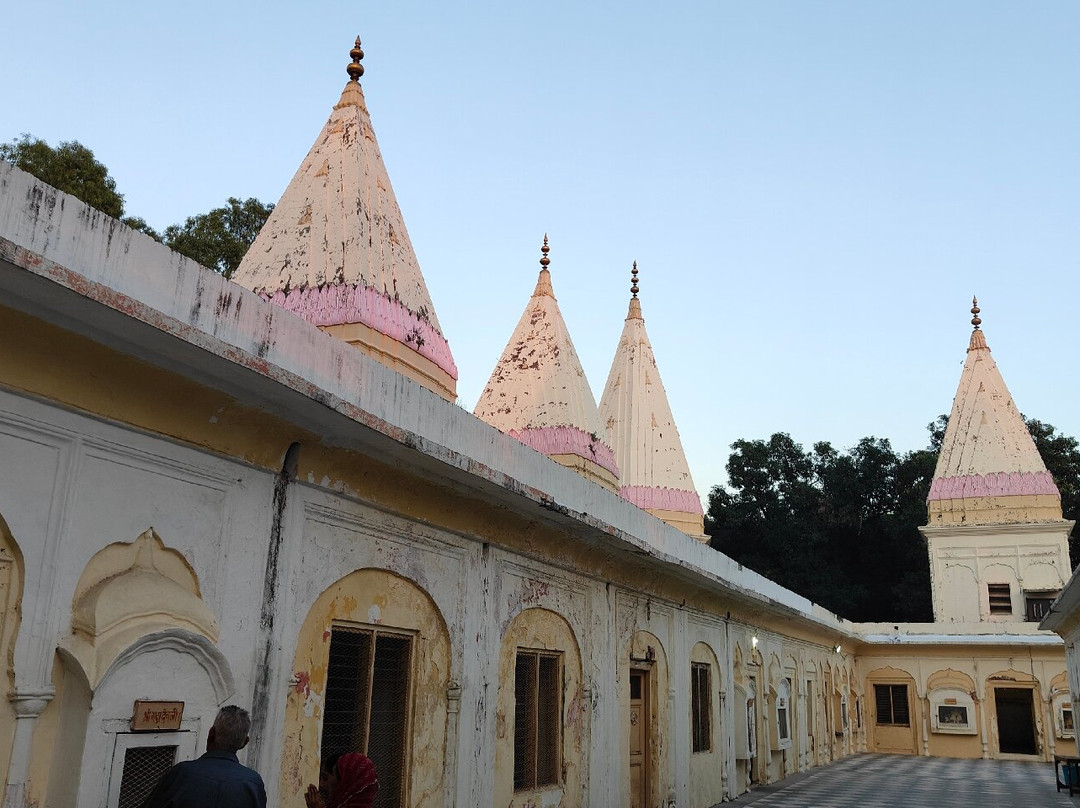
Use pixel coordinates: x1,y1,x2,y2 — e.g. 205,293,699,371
509,426,620,478
620,485,704,515
928,471,1060,502
264,283,458,380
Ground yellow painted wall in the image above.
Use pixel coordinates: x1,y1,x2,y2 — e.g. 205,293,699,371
493,608,583,807
281,568,451,808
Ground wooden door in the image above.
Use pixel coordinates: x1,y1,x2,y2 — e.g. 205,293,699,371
629,669,649,808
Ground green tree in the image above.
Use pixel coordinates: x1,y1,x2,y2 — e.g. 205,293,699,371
163,197,274,278
1,134,124,218
1,134,160,238
707,431,936,622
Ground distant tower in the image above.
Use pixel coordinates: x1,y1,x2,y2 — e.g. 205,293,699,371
474,237,619,491
599,263,706,540
920,298,1073,622
232,37,458,401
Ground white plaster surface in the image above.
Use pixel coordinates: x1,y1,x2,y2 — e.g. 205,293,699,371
473,266,608,445
599,293,699,496
934,327,1049,481
231,81,445,334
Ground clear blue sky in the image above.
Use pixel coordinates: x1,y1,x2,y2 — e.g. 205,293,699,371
4,2,1078,497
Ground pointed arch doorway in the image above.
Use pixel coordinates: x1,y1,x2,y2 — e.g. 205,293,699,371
628,667,650,808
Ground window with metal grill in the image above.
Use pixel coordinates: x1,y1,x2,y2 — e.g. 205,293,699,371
117,745,176,808
514,649,561,790
322,626,413,808
775,678,791,743
874,684,909,726
1025,593,1057,622
691,663,711,752
988,583,1012,615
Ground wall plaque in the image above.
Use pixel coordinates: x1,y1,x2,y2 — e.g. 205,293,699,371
131,700,185,731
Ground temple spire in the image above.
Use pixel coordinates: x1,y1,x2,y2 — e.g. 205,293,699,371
474,237,618,491
928,297,1059,525
231,36,458,401
600,261,705,540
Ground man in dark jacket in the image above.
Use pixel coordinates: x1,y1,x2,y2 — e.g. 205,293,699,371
141,705,267,807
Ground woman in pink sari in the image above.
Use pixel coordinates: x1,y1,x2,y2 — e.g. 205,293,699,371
305,753,378,808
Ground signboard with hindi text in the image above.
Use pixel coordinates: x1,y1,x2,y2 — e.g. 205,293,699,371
131,700,185,731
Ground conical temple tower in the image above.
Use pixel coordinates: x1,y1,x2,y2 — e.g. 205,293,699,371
599,263,706,541
920,298,1073,622
474,237,619,491
232,38,457,401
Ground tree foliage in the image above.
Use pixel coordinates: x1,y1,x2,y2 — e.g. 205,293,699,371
1,134,125,218
162,197,273,279
707,428,937,622
707,416,1080,622
2,133,272,277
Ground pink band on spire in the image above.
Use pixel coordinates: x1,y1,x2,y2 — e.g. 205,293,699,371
927,470,1060,502
620,485,704,515
264,283,458,380
509,425,620,478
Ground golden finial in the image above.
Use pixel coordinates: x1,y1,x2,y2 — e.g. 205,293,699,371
630,261,639,298
347,36,365,82
970,295,981,330
540,234,550,269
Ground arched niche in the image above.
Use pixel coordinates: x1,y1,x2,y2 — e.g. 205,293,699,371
0,513,24,802
690,641,722,749
865,666,919,755
284,568,451,808
1022,561,1063,591
623,630,669,808
733,642,745,685
494,608,583,807
941,563,980,622
926,669,978,736
60,529,218,688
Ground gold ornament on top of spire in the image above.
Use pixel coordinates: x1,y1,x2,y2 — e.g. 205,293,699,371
968,295,988,351
533,234,554,298
347,36,365,82
627,260,643,320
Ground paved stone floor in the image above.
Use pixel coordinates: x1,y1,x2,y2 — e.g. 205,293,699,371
725,753,1074,807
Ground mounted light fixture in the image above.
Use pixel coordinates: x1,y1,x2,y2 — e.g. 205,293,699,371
751,635,759,648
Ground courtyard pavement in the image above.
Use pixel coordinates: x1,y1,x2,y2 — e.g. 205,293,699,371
723,753,1073,807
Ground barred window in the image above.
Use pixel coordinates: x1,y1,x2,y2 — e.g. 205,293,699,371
874,684,909,726
117,745,176,808
322,626,413,808
514,650,561,790
691,663,711,752
1025,593,1056,622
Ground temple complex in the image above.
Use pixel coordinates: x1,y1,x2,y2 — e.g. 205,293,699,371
0,36,1073,808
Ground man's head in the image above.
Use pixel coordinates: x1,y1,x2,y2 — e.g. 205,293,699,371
206,705,251,753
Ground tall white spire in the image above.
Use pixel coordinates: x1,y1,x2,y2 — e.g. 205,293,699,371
474,237,619,491
599,263,705,540
928,297,1061,525
232,37,457,400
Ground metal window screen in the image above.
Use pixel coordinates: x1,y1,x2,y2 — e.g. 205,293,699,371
514,650,561,790
691,663,711,752
322,626,412,808
117,745,177,808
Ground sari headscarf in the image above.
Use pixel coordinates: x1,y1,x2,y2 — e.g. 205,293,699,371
329,753,379,808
